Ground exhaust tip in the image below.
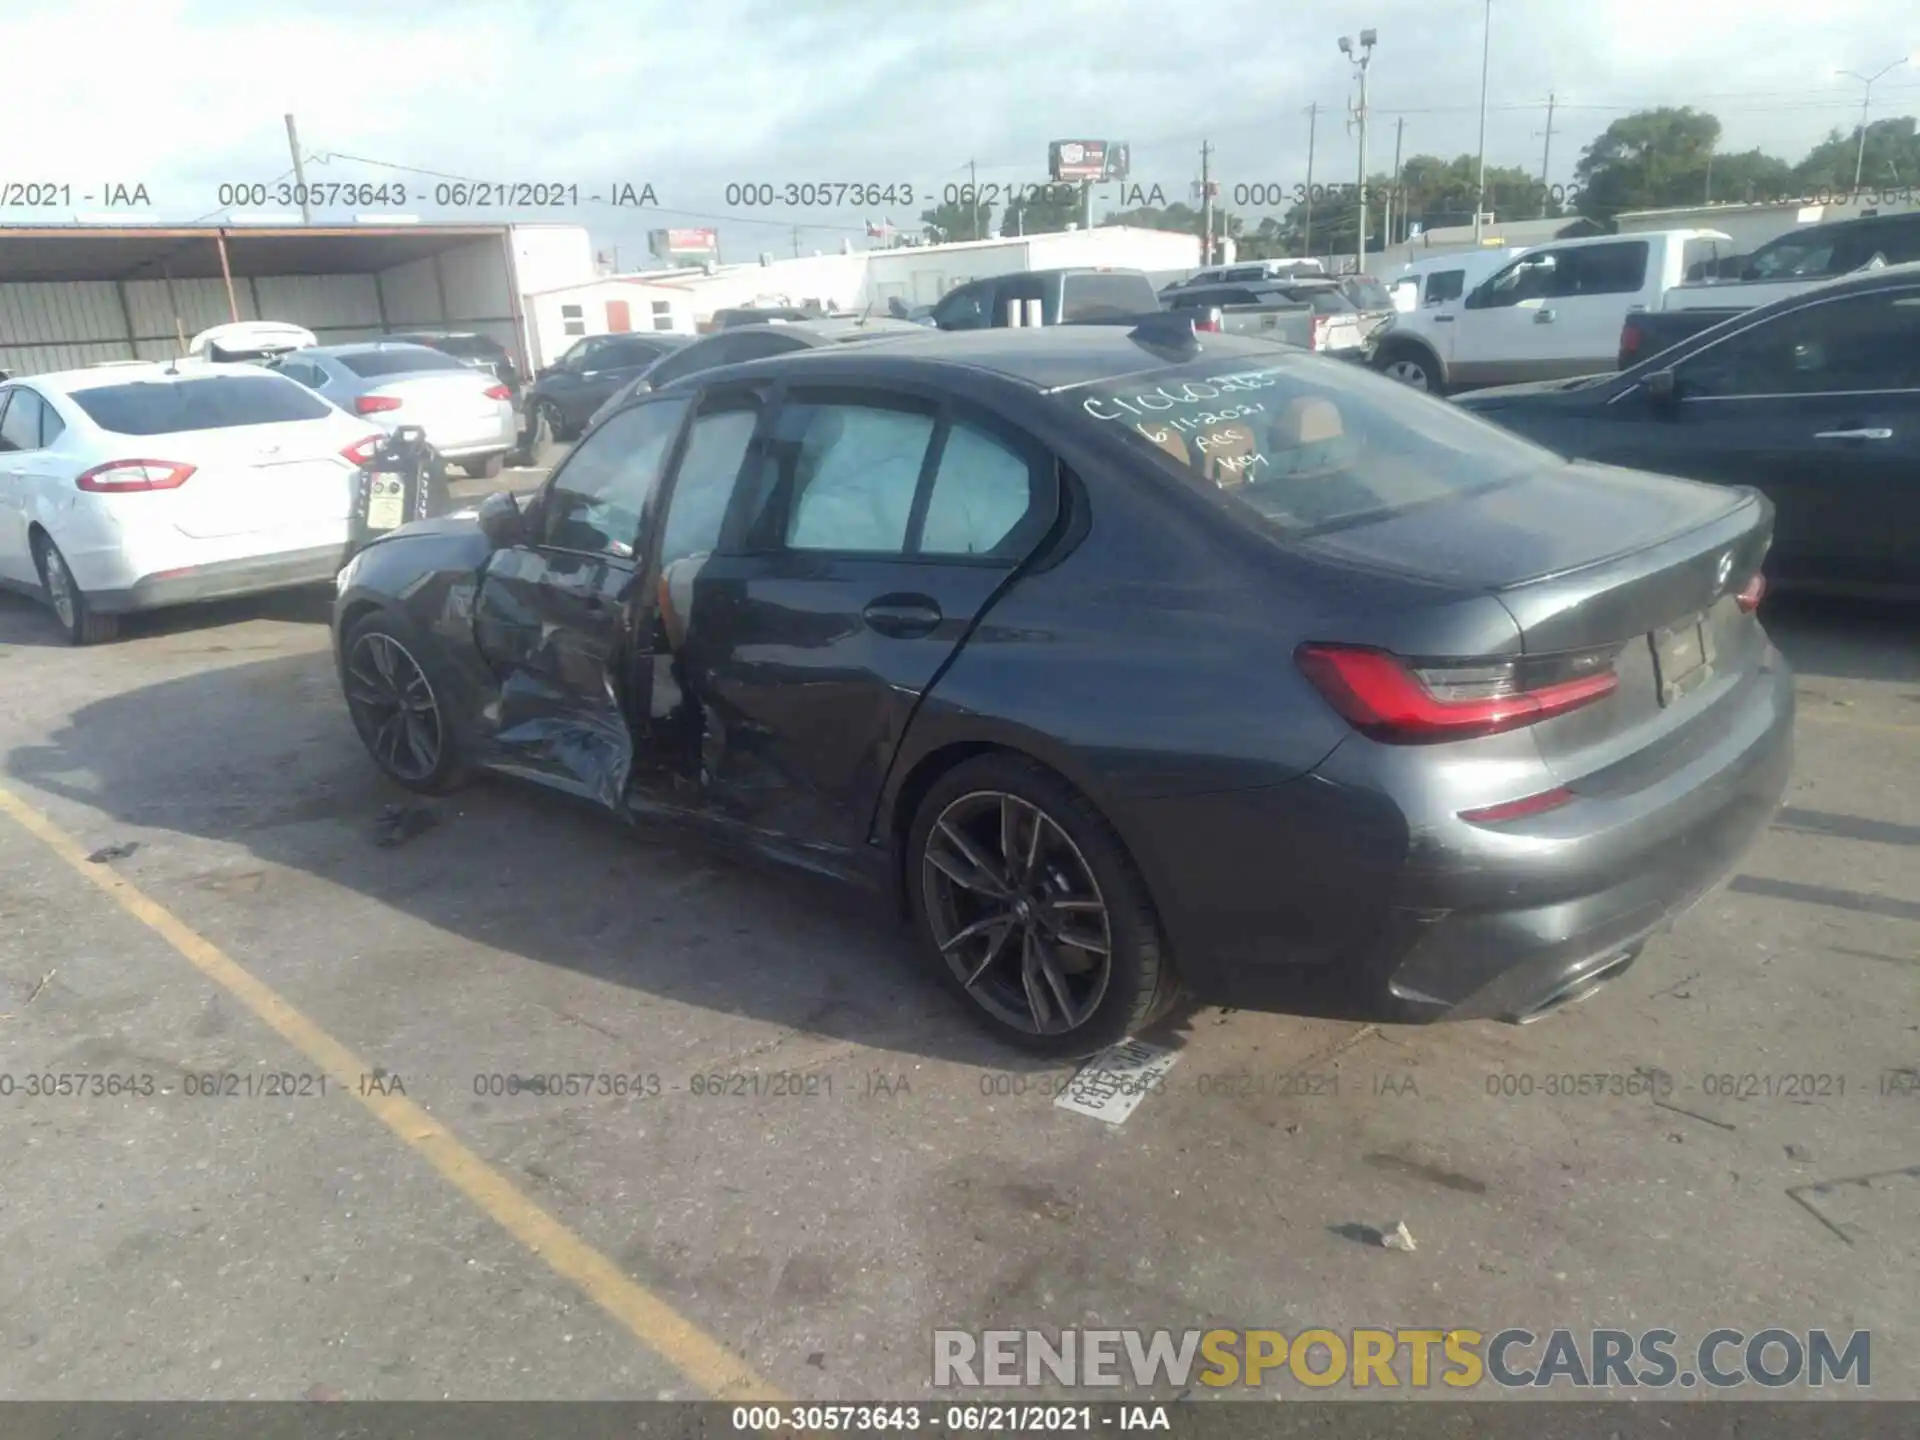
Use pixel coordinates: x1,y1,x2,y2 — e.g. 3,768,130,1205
1508,949,1640,1025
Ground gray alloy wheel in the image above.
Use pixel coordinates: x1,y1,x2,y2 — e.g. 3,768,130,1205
921,789,1116,1037
1381,352,1438,393
33,533,117,645
342,628,447,785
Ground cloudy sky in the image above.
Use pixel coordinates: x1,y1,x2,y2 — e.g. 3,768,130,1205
9,0,1917,262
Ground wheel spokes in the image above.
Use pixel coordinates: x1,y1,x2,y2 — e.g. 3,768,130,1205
923,789,1114,1037
348,633,440,781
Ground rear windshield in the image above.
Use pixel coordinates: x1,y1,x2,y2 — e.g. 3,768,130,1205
71,374,333,435
1063,353,1554,536
1341,278,1393,310
1295,289,1356,314
338,348,467,378
1061,273,1156,321
404,334,504,359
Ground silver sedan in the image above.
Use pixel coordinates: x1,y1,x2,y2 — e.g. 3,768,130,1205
271,342,518,479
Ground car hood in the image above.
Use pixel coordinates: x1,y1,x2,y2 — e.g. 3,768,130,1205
1454,374,1616,410
360,512,484,549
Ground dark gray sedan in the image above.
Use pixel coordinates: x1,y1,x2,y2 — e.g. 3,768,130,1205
332,323,1792,1055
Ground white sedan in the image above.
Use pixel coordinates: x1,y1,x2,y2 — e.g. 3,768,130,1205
0,361,384,644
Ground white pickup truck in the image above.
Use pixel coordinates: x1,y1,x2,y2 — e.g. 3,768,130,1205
1370,228,1731,394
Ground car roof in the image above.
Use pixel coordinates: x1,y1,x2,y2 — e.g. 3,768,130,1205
16,359,285,394
301,341,448,359
665,326,1294,393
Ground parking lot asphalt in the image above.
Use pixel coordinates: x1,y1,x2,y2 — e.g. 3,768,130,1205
0,571,1914,1400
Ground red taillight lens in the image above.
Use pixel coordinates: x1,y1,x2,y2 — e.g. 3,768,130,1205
1620,322,1642,359
1460,787,1575,824
355,394,402,414
1296,642,1620,744
76,460,195,493
482,383,512,400
1735,572,1767,613
1194,307,1222,334
341,433,385,466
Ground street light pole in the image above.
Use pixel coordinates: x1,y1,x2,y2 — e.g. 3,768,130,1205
1340,29,1377,277
1835,58,1912,191
1473,0,1491,242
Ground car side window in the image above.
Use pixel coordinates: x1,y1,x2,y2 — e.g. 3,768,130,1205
657,399,762,568
933,284,990,331
1550,241,1648,298
1424,269,1465,304
541,398,690,557
38,402,64,447
280,360,324,389
783,402,936,552
0,389,47,452
919,421,1039,558
1472,251,1557,308
1676,290,1920,398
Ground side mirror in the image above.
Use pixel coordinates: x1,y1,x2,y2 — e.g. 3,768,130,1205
476,490,528,551
1644,369,1679,410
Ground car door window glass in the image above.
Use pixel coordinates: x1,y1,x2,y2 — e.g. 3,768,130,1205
658,403,760,567
919,422,1036,558
1424,269,1465,304
784,403,936,553
1677,291,1920,397
1550,241,1648,298
542,398,689,556
934,285,989,330
0,390,47,452
38,404,64,447
1476,252,1557,307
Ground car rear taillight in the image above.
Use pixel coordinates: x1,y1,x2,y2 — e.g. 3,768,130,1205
76,460,195,493
1735,572,1767,613
341,433,385,466
1193,307,1222,334
1309,314,1332,350
482,383,512,400
355,394,403,414
1619,320,1643,361
1296,642,1621,744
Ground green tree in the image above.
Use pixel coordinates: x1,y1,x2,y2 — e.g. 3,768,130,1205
1000,185,1084,236
1574,106,1722,220
1791,116,1920,193
1703,147,1795,205
918,197,994,243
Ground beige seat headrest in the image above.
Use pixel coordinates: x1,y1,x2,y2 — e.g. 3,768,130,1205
1274,396,1344,447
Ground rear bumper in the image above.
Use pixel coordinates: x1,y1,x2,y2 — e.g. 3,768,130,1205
1117,651,1795,1022
88,546,349,614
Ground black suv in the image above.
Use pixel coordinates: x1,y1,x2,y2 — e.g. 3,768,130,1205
523,332,691,444
384,331,523,395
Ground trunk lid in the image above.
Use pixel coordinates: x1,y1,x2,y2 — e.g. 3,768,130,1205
364,371,509,445
163,417,360,539
1296,462,1774,784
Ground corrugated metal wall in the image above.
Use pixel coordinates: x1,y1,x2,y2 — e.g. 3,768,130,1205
0,237,521,376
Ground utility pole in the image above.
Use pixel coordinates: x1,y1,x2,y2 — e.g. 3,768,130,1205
1538,91,1555,217
968,158,978,239
1473,0,1492,242
1835,58,1912,192
1340,29,1377,277
1382,116,1404,249
1200,140,1215,266
284,114,312,224
1081,180,1093,231
1303,102,1318,259
791,226,801,258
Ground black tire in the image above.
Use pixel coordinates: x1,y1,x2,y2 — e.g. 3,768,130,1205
461,453,505,481
1377,344,1443,395
32,533,118,645
906,753,1181,1059
338,611,474,795
538,399,572,445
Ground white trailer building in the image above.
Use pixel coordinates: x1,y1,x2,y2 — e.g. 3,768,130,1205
0,223,594,379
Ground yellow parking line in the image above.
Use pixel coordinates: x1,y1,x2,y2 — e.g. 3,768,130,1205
0,782,785,1403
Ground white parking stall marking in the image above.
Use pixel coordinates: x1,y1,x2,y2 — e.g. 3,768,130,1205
1053,1038,1179,1125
